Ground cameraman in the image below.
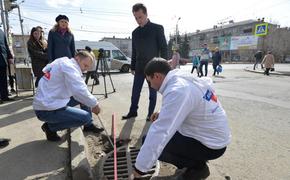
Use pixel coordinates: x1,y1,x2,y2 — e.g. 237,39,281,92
33,51,104,141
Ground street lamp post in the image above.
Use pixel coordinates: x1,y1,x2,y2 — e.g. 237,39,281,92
175,17,181,49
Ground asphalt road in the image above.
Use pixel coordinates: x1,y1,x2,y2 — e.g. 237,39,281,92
94,63,290,179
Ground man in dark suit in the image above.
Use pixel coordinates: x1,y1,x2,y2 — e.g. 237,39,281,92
0,29,14,104
122,3,167,121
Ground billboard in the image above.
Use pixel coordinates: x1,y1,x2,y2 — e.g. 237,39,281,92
230,35,258,50
219,36,231,50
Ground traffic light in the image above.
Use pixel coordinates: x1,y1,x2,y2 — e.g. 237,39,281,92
4,0,18,12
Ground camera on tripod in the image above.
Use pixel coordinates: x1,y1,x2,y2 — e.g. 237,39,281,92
98,48,105,60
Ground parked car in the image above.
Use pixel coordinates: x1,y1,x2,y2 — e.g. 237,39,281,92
75,40,131,72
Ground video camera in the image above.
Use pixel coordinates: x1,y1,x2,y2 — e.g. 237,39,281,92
98,48,105,59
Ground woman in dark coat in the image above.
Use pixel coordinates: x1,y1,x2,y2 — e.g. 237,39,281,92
27,27,49,87
47,14,75,62
212,47,222,76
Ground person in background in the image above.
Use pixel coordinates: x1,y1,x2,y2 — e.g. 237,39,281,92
36,26,48,48
253,50,263,70
131,58,231,180
199,43,211,77
212,47,222,76
170,48,180,69
0,28,14,104
122,3,167,121
261,51,275,76
27,27,49,87
84,46,99,85
33,51,104,141
48,14,75,62
191,52,200,77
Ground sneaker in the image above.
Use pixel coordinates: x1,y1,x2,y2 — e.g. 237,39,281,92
83,124,104,133
182,164,210,180
121,112,137,120
41,123,61,141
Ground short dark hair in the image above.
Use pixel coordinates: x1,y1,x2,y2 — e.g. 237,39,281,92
144,58,172,78
132,3,147,14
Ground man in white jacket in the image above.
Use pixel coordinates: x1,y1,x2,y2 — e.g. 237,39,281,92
33,51,103,141
132,58,231,180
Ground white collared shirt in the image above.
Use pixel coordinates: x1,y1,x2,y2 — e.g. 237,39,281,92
33,57,98,111
135,69,231,172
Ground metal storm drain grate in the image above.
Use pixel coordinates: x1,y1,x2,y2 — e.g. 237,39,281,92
99,146,159,180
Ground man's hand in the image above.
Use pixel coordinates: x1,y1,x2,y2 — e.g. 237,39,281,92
131,70,135,75
150,112,159,122
129,169,142,180
91,105,101,115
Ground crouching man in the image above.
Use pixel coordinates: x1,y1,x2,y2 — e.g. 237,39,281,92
131,58,231,180
33,51,104,141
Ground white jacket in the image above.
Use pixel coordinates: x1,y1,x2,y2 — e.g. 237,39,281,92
135,69,231,172
33,57,98,111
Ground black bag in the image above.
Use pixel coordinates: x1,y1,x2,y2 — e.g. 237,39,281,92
270,68,275,71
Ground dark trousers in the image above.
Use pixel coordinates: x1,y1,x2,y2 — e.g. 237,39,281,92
130,72,156,117
264,68,270,76
0,66,9,100
191,66,199,76
199,60,208,77
212,64,219,76
35,76,42,87
253,59,262,70
158,132,226,169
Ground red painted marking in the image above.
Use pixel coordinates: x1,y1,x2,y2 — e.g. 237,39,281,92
113,113,118,180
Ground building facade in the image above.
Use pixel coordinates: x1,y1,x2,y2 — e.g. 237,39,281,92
173,19,290,62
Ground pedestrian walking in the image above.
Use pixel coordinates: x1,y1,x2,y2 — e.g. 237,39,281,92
199,43,211,76
261,51,275,76
253,50,263,70
191,52,200,76
212,47,222,76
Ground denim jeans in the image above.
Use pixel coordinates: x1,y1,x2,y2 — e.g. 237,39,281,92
35,97,93,132
129,72,157,117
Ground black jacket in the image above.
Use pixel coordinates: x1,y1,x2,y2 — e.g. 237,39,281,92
0,29,13,67
47,30,75,62
27,39,49,77
131,21,167,73
212,51,221,66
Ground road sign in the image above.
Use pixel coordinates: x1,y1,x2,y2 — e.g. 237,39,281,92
255,23,268,36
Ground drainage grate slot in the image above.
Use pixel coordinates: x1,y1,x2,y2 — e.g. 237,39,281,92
99,146,159,179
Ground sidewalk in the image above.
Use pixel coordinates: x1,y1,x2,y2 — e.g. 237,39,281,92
0,93,68,180
244,63,290,76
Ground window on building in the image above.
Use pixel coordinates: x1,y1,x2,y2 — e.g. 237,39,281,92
243,28,252,33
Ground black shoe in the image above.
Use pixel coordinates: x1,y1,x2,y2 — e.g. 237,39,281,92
2,97,15,102
93,78,100,85
83,124,104,133
122,112,137,120
41,123,61,141
10,89,16,94
0,138,10,148
182,164,210,180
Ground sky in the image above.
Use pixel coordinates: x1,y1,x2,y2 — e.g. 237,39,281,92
6,0,290,41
